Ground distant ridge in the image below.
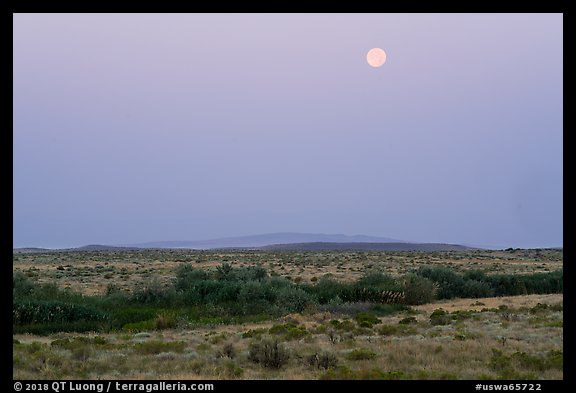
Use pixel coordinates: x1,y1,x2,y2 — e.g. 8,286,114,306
258,242,475,252
13,233,483,253
13,245,139,253
13,247,51,253
12,242,476,253
127,232,405,250
76,244,139,251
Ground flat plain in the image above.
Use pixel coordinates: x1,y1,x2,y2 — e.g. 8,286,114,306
13,248,563,380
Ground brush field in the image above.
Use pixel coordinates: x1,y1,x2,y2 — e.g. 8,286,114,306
13,248,563,380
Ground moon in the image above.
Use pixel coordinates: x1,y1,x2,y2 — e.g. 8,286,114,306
367,48,387,68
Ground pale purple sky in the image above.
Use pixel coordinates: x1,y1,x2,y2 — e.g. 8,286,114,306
13,13,563,249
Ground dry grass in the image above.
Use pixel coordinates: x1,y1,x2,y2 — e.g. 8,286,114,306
13,294,563,380
413,293,563,314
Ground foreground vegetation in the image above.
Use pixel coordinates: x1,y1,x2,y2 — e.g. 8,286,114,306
13,249,563,379
13,294,563,379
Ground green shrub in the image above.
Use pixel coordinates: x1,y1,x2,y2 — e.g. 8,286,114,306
305,277,348,304
462,280,494,298
268,323,307,340
346,348,377,360
13,300,108,325
430,309,451,326
131,280,176,305
463,270,488,281
329,319,356,332
275,286,316,313
13,321,108,335
450,310,477,321
545,350,563,370
13,272,36,298
415,266,465,299
399,316,417,325
174,264,209,292
354,312,381,328
237,281,276,313
489,349,512,372
108,307,157,329
234,265,268,282
512,350,563,371
269,322,296,334
521,270,563,294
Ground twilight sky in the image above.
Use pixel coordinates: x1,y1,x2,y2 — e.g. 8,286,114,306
13,13,563,249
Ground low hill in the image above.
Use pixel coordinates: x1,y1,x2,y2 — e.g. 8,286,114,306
259,242,475,252
128,232,404,249
75,244,140,251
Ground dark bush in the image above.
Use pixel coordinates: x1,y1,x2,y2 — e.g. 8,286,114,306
305,277,349,304
398,317,417,325
174,264,209,292
487,275,527,296
356,271,400,291
131,280,176,305
234,265,268,282
415,266,465,299
13,321,108,335
520,270,563,294
269,323,307,340
204,282,242,304
237,281,277,314
354,312,381,328
248,339,290,369
463,270,488,281
346,348,377,360
275,286,316,313
107,307,157,329
403,274,436,305
307,351,339,370
13,272,36,298
329,319,356,332
462,280,494,298
430,309,451,326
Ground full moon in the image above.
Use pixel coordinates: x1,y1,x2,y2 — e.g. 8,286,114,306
367,48,387,68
